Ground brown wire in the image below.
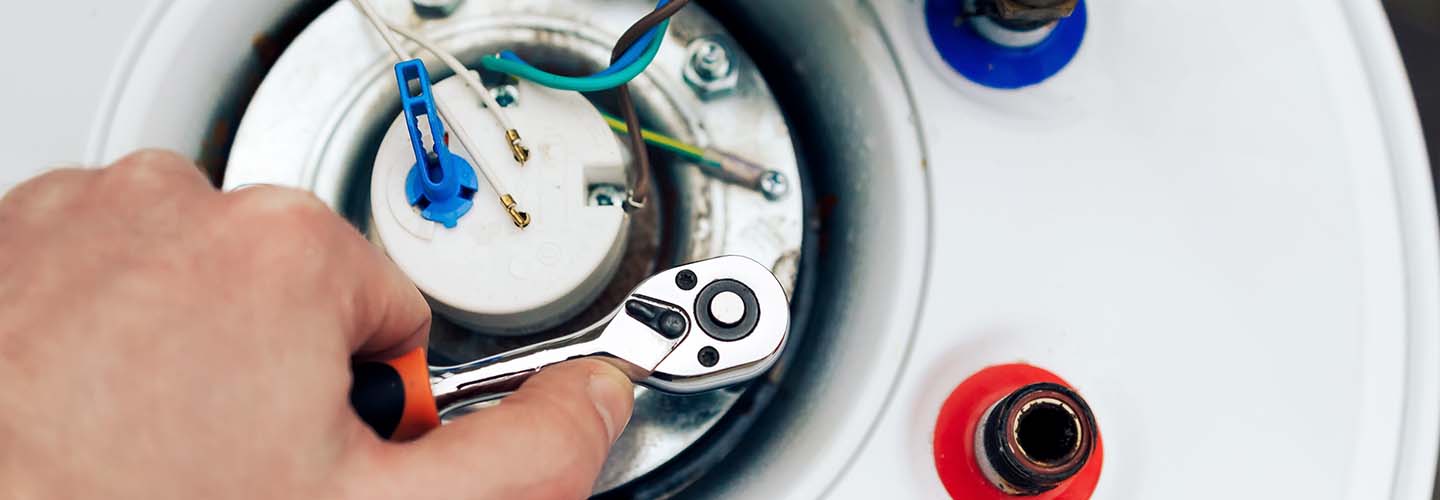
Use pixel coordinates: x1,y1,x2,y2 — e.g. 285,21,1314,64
614,0,692,57
615,88,648,208
611,0,692,208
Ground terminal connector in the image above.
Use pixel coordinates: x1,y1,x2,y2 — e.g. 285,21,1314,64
500,193,531,228
506,129,530,164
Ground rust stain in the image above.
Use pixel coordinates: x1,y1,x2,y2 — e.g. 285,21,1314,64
198,1,333,184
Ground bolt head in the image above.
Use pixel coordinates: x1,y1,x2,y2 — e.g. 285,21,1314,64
682,38,740,100
691,43,731,80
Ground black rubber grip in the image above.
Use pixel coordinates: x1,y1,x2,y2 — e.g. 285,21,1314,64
349,361,407,439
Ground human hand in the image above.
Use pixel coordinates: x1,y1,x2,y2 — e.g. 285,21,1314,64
0,150,634,500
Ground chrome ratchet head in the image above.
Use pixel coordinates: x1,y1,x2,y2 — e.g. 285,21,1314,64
619,255,791,393
426,255,789,415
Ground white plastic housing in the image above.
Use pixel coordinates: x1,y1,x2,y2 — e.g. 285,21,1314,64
370,76,628,335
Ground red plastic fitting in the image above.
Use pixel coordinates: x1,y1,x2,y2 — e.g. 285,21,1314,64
933,363,1103,499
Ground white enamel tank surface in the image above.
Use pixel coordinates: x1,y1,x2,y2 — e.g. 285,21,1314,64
0,1,1435,499
813,1,1438,499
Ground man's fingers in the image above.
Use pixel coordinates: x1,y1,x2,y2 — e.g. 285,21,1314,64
0,167,92,215
3,150,209,210
100,149,212,191
222,185,431,359
355,360,635,500
339,224,432,359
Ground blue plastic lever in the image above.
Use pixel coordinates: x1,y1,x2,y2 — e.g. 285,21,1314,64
395,59,479,228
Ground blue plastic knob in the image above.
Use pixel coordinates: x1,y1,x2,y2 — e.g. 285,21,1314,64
395,59,479,228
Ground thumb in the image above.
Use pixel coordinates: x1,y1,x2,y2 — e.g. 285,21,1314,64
359,359,634,500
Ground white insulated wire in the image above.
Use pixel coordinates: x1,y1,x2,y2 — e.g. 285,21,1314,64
348,0,511,198
349,0,409,58
387,24,519,132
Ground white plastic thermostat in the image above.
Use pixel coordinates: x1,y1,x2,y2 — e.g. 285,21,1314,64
370,75,629,335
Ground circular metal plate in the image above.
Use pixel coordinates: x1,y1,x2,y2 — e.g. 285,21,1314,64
221,0,804,492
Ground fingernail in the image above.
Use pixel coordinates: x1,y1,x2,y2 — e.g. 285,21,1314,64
588,368,633,443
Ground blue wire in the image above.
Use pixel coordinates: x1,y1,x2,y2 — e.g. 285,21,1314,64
495,0,669,81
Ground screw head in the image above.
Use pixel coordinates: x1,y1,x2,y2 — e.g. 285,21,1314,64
758,171,790,201
493,84,519,107
675,269,698,290
697,346,720,367
588,184,625,207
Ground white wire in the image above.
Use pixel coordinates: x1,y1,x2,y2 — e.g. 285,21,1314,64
387,24,518,132
349,0,410,59
433,99,512,196
347,0,511,198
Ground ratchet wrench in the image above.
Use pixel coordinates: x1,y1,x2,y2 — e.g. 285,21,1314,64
348,255,791,440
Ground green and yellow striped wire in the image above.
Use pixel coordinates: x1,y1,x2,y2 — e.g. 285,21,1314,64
598,112,720,168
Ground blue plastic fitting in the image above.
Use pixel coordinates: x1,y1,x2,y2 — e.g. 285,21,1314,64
925,0,1087,89
395,59,479,228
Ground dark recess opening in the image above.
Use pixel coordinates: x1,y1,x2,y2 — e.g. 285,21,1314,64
1382,0,1440,211
1015,402,1079,465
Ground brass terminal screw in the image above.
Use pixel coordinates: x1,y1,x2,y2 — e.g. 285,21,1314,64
500,193,531,228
